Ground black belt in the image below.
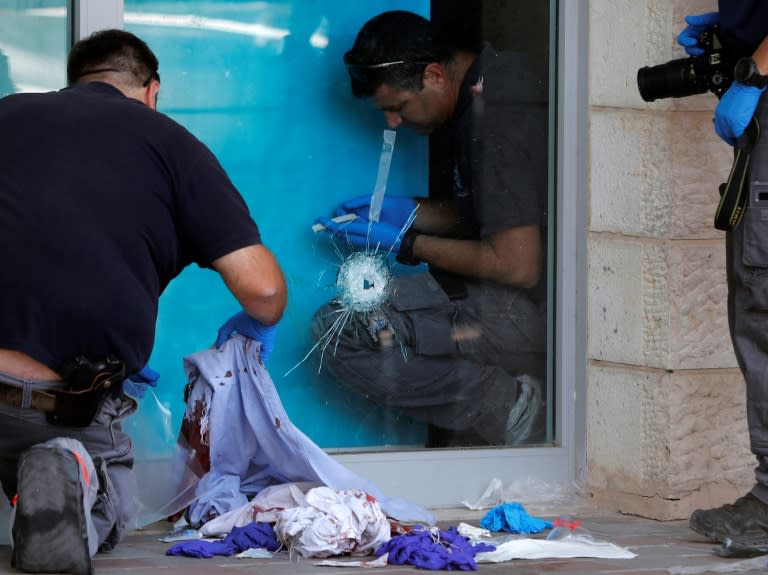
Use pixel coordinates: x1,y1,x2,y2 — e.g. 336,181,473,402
0,356,126,426
0,381,58,412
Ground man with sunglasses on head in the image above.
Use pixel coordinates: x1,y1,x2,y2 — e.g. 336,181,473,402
313,11,547,448
0,29,286,574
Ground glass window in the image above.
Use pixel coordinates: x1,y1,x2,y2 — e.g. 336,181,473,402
0,0,69,95
124,0,555,452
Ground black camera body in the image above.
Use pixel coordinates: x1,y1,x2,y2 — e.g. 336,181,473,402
637,26,732,102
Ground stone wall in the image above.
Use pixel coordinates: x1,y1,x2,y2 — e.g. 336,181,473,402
586,0,754,519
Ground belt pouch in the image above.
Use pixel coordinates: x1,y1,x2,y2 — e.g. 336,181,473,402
47,356,126,427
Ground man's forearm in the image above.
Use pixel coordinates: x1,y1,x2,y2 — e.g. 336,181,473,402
411,198,460,235
410,226,542,288
753,35,768,75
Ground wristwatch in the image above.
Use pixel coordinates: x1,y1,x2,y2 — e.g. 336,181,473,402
734,57,768,88
396,228,421,266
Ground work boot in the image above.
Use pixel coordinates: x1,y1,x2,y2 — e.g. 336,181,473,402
11,438,98,575
690,493,768,546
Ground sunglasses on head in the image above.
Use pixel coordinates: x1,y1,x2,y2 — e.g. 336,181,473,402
142,70,160,86
344,60,431,82
78,67,160,86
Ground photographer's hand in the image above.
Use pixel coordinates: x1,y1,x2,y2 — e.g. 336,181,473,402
714,82,765,146
677,12,719,56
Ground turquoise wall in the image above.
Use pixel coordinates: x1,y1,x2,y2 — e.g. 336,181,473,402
123,1,431,452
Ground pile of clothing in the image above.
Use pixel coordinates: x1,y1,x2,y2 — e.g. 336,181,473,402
166,483,497,570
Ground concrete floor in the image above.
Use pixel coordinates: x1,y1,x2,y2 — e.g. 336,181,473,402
0,502,766,575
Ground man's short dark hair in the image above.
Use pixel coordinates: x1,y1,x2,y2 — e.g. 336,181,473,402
67,29,159,87
343,11,454,98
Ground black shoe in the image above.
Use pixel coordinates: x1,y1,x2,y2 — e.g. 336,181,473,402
12,445,93,575
690,493,768,546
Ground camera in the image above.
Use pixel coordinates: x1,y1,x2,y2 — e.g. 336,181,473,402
637,26,732,102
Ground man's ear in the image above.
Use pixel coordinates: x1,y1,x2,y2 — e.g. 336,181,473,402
143,80,160,110
422,63,447,89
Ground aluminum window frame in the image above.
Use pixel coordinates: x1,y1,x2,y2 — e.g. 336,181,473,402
70,0,589,507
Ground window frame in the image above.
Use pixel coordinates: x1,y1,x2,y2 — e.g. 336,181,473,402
70,0,589,507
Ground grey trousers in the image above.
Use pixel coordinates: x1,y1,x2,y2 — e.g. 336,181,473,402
725,94,768,503
0,372,137,549
312,272,546,444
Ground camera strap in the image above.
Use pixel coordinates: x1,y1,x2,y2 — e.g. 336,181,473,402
714,116,760,231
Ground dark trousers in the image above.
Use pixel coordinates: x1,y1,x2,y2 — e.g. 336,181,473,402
725,94,768,502
0,372,137,549
312,273,546,444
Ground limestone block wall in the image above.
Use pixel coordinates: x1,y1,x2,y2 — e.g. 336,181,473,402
586,0,753,519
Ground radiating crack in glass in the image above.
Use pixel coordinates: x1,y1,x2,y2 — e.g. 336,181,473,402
285,129,419,377
285,208,417,377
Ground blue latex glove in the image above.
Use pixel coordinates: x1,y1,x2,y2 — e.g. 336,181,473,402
124,364,160,399
377,526,494,571
129,364,160,385
166,539,235,558
714,82,765,146
224,523,280,552
214,311,278,362
479,502,554,534
314,216,403,252
677,12,719,56
165,522,279,557
334,195,417,228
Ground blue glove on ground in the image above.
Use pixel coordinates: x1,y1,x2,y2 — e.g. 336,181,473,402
479,502,554,534
214,311,278,362
314,216,403,252
166,539,234,558
166,522,279,558
377,526,494,571
225,523,280,552
334,195,417,228
714,82,765,146
677,12,719,56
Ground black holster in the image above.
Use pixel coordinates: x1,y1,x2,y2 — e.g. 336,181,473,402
47,356,126,427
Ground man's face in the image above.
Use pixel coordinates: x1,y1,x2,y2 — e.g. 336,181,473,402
370,73,452,135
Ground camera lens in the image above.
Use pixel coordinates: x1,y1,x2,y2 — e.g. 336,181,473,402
637,57,708,102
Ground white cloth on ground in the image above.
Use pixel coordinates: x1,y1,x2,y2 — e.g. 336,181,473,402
199,482,315,536
273,486,390,558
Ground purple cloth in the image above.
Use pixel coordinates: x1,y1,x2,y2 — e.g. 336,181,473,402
166,521,279,558
226,522,281,552
376,525,495,571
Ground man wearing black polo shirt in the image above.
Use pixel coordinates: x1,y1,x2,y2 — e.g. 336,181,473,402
676,1,768,551
0,29,287,574
312,11,547,448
